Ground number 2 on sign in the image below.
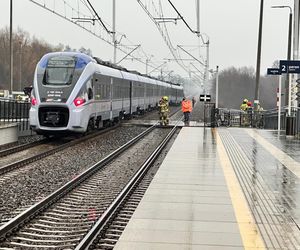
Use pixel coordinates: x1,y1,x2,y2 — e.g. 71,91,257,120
282,65,286,72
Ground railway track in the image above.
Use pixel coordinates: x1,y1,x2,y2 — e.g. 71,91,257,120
0,138,47,158
0,125,119,177
0,125,146,229
0,122,179,249
78,125,179,250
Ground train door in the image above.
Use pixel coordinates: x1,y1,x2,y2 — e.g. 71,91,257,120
110,77,113,120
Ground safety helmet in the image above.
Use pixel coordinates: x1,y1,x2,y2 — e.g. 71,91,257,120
163,96,168,101
243,99,248,103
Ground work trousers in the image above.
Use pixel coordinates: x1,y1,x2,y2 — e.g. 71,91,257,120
160,112,169,126
184,112,190,122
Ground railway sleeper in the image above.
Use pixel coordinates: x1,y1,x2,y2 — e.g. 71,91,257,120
7,241,76,248
35,219,91,226
111,221,127,227
25,227,87,234
97,242,115,248
32,223,90,229
10,236,80,243
116,213,131,219
106,229,123,234
17,231,84,239
114,217,130,223
38,215,92,222
100,238,118,244
42,212,93,218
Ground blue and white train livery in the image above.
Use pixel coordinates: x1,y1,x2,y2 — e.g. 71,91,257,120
29,52,184,135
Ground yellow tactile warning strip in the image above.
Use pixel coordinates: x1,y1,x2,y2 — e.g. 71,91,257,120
213,128,266,250
246,129,300,178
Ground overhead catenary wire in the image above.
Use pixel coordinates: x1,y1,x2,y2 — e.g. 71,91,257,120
29,0,166,73
137,0,204,79
86,0,113,34
167,0,200,35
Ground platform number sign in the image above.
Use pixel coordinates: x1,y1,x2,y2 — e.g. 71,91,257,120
279,60,300,74
199,94,211,102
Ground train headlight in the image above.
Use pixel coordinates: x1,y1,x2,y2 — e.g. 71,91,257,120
74,97,86,107
31,97,38,106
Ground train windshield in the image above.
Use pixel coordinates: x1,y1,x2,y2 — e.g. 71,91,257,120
43,56,76,85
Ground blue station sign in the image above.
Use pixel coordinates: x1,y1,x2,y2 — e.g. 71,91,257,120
267,68,281,75
279,60,300,73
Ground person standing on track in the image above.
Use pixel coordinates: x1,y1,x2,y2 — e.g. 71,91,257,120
182,97,192,124
158,96,169,126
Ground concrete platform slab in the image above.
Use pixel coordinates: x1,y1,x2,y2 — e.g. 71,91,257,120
0,123,18,145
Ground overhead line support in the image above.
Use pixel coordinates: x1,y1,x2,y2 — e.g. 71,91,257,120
86,0,114,34
116,45,141,64
167,0,200,35
177,45,205,66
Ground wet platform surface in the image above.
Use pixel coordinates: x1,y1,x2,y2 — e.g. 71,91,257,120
115,127,300,250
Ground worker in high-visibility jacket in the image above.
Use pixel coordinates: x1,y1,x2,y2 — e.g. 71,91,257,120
181,97,193,123
240,99,248,111
158,96,169,126
240,99,249,126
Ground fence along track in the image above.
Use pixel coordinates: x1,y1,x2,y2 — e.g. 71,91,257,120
0,124,160,248
218,129,300,249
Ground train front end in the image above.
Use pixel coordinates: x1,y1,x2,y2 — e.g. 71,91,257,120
29,52,94,135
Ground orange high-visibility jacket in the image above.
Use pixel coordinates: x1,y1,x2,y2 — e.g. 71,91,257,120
182,100,192,112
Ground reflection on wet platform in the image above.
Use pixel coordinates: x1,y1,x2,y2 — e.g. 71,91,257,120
219,128,300,249
116,127,300,250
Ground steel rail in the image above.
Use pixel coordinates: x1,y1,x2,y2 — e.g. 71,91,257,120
0,124,155,241
0,125,119,176
0,138,47,158
75,121,180,249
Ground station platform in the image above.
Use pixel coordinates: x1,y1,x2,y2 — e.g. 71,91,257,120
0,123,18,145
115,127,300,250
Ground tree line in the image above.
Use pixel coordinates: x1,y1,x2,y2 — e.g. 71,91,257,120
0,27,91,92
208,66,279,110
0,27,279,109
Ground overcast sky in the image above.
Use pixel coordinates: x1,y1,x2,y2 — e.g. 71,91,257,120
0,0,295,79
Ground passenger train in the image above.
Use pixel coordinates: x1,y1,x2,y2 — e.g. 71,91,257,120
29,52,184,135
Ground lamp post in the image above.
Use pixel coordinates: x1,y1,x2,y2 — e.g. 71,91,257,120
215,66,219,108
209,66,219,108
9,0,13,97
19,42,22,91
199,33,210,92
272,5,294,135
272,5,292,109
255,0,264,110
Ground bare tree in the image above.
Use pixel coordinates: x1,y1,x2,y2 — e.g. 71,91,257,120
0,27,91,91
208,66,277,110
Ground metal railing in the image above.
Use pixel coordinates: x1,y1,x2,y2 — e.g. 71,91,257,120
0,98,31,134
206,103,300,137
215,108,265,128
262,107,289,131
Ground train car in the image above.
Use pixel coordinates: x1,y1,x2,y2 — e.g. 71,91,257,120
29,52,183,135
